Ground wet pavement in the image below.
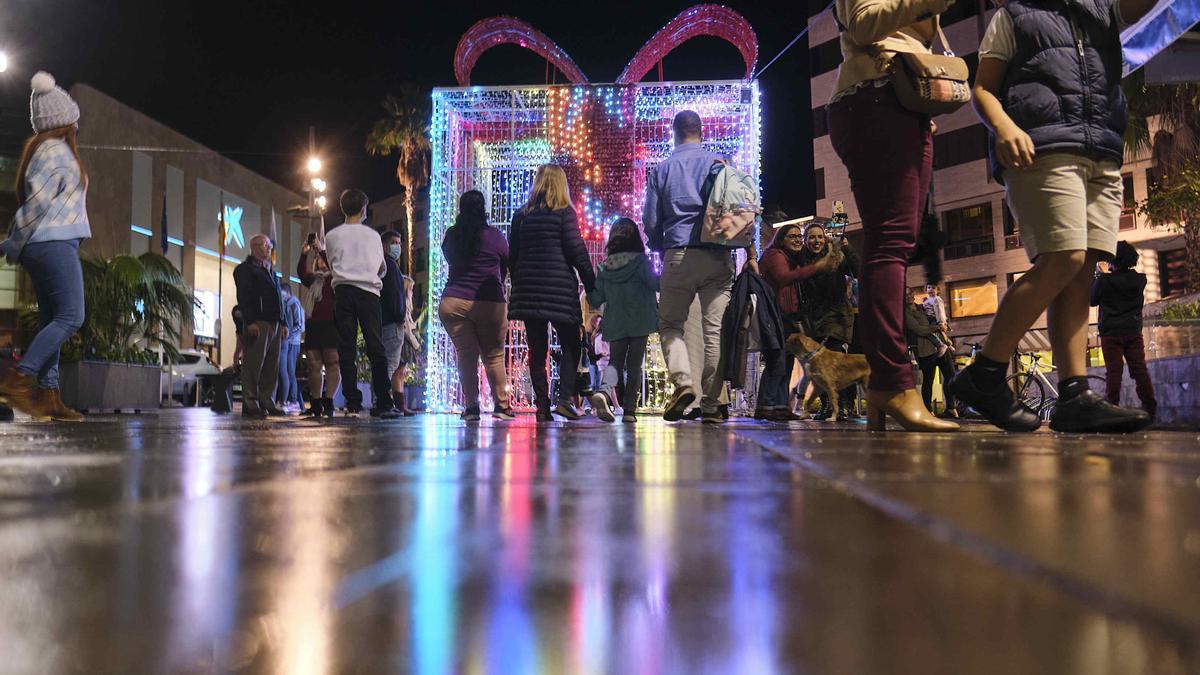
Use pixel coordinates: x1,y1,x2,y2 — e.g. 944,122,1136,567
0,410,1197,674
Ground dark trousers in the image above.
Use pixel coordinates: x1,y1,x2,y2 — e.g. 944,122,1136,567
242,321,281,408
525,319,581,411
917,351,958,413
603,336,649,411
334,285,393,411
830,83,932,391
1101,334,1157,414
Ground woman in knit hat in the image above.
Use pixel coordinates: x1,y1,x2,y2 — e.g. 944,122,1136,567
0,72,90,421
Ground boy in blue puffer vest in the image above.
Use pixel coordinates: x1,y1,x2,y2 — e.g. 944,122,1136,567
948,0,1156,434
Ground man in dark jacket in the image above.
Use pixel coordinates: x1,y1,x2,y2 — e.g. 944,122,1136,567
1091,241,1156,418
233,234,287,417
797,224,860,420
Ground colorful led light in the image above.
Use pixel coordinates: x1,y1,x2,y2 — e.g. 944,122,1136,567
426,81,762,413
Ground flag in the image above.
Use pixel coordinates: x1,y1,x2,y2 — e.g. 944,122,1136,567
159,191,169,256
218,192,226,260
269,207,279,266
1122,0,1200,76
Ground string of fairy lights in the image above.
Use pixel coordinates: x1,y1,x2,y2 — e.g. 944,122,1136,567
426,81,762,412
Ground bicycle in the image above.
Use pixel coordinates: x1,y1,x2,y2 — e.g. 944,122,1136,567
1007,352,1106,420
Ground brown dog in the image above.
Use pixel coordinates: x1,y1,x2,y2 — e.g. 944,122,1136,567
785,330,870,421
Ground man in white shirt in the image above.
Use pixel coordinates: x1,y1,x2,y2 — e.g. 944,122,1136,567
325,189,399,418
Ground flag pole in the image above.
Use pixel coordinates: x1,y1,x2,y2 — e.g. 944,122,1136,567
217,192,226,367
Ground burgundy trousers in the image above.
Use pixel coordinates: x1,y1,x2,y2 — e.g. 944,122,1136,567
829,84,933,391
1100,334,1157,414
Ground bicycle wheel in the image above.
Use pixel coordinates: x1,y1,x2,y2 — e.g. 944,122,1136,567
1006,372,1046,412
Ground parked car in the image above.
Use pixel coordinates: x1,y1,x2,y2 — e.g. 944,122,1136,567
162,349,221,403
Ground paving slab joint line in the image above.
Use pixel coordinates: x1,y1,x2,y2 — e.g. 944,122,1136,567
734,429,1199,649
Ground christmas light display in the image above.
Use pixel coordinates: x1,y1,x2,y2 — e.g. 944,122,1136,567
428,6,762,412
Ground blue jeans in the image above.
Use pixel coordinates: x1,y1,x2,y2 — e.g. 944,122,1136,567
18,240,85,389
756,349,791,409
276,341,301,404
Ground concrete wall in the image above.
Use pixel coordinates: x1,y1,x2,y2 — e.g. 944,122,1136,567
1088,354,1200,428
71,84,304,367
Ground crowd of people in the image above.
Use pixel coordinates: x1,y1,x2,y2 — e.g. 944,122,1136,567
0,0,1166,435
230,189,422,419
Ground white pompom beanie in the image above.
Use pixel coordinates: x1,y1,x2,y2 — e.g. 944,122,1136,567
30,71,80,133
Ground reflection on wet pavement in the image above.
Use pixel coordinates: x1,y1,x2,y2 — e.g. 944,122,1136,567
0,411,1196,673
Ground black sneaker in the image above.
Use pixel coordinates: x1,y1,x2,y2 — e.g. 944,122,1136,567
590,392,615,423
663,386,696,421
460,406,481,422
701,410,725,425
535,408,554,423
372,406,401,419
492,408,516,421
242,404,267,419
1049,390,1152,434
554,403,582,420
622,413,637,423
682,408,703,421
946,367,1041,432
0,404,12,422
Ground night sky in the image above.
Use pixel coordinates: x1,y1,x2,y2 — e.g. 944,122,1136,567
0,0,821,217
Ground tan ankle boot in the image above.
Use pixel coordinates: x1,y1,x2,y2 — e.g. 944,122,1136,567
44,389,84,422
866,389,960,432
0,368,37,415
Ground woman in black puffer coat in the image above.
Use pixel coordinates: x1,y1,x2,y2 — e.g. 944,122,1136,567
509,164,596,421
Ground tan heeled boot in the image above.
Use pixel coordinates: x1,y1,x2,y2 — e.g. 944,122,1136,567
866,389,960,432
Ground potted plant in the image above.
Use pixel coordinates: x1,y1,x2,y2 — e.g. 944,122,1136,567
24,252,194,412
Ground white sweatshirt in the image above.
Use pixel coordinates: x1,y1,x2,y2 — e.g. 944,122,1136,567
325,222,385,296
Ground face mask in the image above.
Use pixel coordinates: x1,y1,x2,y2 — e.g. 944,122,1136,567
388,244,402,260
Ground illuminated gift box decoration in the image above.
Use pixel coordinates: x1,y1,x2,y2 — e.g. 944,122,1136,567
426,5,763,412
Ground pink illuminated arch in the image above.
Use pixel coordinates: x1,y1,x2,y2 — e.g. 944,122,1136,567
617,4,758,84
454,16,589,86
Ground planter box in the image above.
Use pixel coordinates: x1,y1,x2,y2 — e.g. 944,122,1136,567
60,360,160,413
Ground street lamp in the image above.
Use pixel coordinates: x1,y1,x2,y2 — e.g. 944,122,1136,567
306,156,322,174
311,178,327,193
0,53,8,73
316,195,328,211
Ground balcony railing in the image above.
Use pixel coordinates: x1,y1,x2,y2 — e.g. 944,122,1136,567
944,236,996,261
1004,233,1022,251
1119,211,1137,230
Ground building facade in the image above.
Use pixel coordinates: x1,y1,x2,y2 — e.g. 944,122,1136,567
0,84,308,368
807,5,1190,352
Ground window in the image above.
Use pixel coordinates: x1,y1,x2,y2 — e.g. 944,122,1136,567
1158,248,1188,298
814,167,826,201
942,202,995,260
948,277,999,318
933,124,989,170
812,105,828,138
810,37,843,77
1146,168,1160,197
1002,203,1022,250
1120,173,1136,230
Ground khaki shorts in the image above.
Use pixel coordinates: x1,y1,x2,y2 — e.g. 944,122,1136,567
1004,153,1123,262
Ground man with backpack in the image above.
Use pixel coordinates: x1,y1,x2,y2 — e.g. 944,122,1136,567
643,110,757,424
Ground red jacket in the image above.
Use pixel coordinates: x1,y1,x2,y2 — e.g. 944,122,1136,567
297,250,335,322
758,247,822,317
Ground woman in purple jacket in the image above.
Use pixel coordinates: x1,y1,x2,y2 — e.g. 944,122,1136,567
438,190,513,421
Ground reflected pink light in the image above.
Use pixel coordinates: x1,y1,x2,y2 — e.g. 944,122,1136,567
617,5,758,84
454,16,589,86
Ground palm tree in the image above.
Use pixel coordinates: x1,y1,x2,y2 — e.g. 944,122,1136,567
366,85,432,276
1123,72,1200,293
